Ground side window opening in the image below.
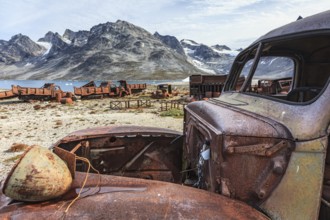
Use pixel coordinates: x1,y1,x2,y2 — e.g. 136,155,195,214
235,56,294,100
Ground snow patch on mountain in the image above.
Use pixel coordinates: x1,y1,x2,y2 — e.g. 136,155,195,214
36,42,52,55
180,39,237,74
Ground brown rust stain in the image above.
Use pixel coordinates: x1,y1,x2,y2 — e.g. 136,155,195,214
46,153,55,161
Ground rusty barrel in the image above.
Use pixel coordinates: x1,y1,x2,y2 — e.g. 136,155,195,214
2,146,72,202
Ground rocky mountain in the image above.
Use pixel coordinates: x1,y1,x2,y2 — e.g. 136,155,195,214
0,20,238,80
180,39,239,74
0,34,45,64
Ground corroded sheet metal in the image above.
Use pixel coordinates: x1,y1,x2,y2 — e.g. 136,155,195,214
0,90,17,100
52,126,183,183
260,136,327,220
3,146,72,202
0,172,269,219
186,100,292,139
184,102,294,205
11,83,74,102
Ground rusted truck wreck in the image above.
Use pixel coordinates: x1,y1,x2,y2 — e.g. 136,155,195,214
1,10,330,219
74,80,147,99
0,83,74,101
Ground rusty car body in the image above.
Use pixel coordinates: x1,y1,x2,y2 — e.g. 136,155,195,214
1,10,330,220
118,80,147,95
11,83,74,102
74,80,147,99
74,81,120,99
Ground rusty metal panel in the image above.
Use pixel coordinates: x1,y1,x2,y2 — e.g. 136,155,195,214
183,101,294,207
218,83,330,140
9,83,73,102
260,136,327,219
189,75,227,100
0,90,17,99
0,172,269,219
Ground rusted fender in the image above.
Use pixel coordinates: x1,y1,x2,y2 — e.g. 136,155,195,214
0,172,269,219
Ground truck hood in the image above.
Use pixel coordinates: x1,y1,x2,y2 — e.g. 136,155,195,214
186,99,292,139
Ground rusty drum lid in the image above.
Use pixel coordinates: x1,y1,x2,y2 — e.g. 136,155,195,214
2,145,73,202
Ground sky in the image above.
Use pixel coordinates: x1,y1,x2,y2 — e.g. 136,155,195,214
0,0,330,49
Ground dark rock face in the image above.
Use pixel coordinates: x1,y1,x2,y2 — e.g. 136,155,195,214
193,44,221,60
0,34,45,64
154,32,185,56
38,31,69,50
63,29,89,47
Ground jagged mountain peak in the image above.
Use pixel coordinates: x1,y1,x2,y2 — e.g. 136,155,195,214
63,29,75,40
212,44,231,51
89,20,153,40
9,34,33,45
0,33,45,64
180,39,235,74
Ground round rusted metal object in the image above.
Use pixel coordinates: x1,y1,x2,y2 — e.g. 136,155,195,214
2,145,72,202
60,97,73,104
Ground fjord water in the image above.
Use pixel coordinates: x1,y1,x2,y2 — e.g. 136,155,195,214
0,80,182,92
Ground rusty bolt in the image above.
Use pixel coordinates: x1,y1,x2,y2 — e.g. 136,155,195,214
257,189,266,199
273,160,284,175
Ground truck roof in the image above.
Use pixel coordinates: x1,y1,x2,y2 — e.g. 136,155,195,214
252,10,330,45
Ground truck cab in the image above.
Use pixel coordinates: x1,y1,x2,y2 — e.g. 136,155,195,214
183,10,330,219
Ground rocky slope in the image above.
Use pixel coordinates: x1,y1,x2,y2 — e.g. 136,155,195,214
0,20,239,80
0,34,45,64
180,39,239,74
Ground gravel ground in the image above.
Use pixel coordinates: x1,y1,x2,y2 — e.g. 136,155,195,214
0,97,185,182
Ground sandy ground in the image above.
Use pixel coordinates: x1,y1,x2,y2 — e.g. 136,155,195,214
0,95,186,182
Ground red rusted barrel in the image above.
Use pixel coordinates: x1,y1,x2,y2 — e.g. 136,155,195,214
213,92,221,97
205,91,213,98
60,98,73,104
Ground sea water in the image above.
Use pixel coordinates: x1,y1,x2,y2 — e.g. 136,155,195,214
0,79,184,92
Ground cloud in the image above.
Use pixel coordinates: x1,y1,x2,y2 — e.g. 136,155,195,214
0,0,330,49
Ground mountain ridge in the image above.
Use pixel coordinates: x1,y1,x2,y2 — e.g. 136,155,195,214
0,20,239,80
